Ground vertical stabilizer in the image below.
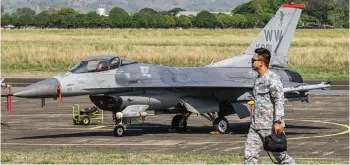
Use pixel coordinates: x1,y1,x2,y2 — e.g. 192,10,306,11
209,3,304,68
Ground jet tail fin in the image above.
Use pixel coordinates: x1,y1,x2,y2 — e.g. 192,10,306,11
245,3,304,68
209,3,304,68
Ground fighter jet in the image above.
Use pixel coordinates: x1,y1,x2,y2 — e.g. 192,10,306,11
11,3,333,136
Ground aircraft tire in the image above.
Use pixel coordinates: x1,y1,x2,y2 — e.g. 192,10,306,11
213,117,229,134
113,125,124,137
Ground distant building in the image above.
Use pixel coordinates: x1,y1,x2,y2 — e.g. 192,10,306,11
96,7,108,16
176,11,232,17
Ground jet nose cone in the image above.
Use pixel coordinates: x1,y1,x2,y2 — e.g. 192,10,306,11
14,78,61,98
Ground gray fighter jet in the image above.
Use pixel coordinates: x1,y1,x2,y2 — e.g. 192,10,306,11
12,3,332,136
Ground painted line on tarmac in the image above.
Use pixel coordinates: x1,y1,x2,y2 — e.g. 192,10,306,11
286,119,349,140
38,125,162,131
89,126,106,130
185,141,245,145
2,142,181,146
38,127,141,131
2,141,246,147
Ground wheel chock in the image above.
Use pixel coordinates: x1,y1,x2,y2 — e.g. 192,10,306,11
210,131,220,135
210,131,233,135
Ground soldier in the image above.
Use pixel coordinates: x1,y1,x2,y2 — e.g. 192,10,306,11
244,48,295,164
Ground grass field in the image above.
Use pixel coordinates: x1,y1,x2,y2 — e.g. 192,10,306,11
1,29,348,80
1,150,349,164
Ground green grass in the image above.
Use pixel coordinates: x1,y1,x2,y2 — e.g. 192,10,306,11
1,150,348,164
1,29,348,80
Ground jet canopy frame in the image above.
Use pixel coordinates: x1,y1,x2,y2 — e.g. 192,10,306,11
69,55,137,73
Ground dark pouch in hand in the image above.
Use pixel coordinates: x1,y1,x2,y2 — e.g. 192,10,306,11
252,129,287,164
264,132,287,152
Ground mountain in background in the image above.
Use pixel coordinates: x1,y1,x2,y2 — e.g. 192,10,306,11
2,0,249,13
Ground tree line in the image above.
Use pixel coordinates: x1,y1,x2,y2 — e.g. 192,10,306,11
1,0,348,29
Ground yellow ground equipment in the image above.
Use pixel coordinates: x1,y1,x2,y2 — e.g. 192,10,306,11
247,100,255,121
72,104,104,125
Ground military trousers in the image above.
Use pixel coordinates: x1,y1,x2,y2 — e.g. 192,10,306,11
244,127,295,164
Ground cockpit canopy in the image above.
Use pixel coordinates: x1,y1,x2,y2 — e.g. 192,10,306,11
69,56,137,73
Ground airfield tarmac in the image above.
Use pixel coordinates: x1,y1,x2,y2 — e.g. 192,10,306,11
1,88,349,160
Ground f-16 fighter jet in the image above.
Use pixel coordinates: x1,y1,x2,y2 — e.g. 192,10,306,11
12,3,333,136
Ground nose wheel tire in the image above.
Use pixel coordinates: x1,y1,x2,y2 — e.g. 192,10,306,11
213,117,229,134
113,125,125,137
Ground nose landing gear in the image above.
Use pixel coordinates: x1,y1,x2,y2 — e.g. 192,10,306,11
113,112,126,137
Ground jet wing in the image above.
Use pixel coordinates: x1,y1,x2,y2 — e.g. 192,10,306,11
82,80,253,90
182,81,252,88
82,81,336,97
83,81,330,90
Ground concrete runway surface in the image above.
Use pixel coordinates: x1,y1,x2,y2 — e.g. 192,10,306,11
1,88,349,160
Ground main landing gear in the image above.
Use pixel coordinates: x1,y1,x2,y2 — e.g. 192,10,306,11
171,112,229,134
171,112,191,131
201,113,229,134
212,117,229,134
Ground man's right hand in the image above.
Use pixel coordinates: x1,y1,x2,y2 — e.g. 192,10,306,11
274,123,283,134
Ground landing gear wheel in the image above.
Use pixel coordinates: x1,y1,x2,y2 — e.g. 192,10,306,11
81,116,90,125
171,114,187,132
113,125,124,137
213,117,229,134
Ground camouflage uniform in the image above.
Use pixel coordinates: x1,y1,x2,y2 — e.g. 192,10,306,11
244,70,295,164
